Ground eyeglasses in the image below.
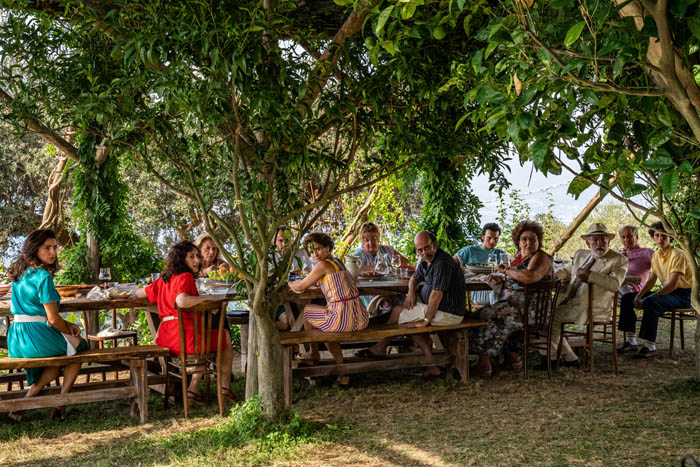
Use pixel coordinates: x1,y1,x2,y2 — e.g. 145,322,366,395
519,236,538,244
415,241,435,254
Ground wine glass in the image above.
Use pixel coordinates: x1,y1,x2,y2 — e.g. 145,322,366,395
99,268,111,290
391,253,402,277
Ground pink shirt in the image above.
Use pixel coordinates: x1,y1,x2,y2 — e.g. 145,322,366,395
618,245,654,292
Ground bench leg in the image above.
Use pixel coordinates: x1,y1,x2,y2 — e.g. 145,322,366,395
283,346,293,407
457,329,468,383
670,312,676,358
130,359,148,423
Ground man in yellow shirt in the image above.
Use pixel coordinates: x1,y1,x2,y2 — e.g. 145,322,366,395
617,222,692,358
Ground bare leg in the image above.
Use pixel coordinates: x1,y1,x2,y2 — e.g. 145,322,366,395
412,334,440,376
25,366,61,398
366,305,404,356
300,317,320,360
219,333,234,393
52,362,82,417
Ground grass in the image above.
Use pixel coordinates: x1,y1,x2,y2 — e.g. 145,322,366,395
1,319,699,466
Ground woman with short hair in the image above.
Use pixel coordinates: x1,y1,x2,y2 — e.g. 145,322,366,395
7,229,87,421
470,221,554,377
194,232,229,277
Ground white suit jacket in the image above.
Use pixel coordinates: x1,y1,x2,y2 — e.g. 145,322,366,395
556,248,629,324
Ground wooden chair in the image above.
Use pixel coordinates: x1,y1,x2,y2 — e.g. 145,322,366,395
519,280,562,378
164,301,226,418
557,287,620,376
661,307,697,358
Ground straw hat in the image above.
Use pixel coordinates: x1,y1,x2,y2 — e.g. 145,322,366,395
194,232,215,247
580,223,616,240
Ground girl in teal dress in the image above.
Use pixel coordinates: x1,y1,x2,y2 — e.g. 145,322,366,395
7,229,87,422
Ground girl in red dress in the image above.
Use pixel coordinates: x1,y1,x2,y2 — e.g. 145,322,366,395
135,240,236,405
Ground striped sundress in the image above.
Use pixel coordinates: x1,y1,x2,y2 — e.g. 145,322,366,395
303,258,369,332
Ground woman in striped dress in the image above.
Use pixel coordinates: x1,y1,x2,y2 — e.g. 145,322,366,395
289,232,368,384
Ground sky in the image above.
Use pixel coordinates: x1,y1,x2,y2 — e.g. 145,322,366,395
469,157,602,224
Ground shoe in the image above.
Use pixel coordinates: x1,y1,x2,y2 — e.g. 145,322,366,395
295,353,320,367
533,360,558,371
49,407,66,421
469,362,492,377
502,352,522,371
422,369,442,380
336,375,351,387
632,347,658,359
186,390,205,406
561,359,581,368
617,341,640,354
8,411,24,423
221,388,238,403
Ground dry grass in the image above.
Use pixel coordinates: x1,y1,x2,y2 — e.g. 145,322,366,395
1,319,699,466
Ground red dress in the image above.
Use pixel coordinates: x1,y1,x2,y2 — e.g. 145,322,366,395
145,272,223,354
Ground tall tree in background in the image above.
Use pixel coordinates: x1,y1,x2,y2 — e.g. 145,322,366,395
426,0,700,375
0,1,509,418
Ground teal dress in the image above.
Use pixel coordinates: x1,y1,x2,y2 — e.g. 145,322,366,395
7,268,86,385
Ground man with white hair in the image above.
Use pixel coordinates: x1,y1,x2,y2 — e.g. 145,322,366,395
618,225,654,296
543,223,629,368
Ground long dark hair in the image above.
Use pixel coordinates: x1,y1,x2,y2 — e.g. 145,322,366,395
162,240,199,283
7,229,59,282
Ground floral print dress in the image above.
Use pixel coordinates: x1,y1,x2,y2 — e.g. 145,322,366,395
471,251,554,357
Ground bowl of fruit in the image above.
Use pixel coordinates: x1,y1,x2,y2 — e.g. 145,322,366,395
207,266,243,282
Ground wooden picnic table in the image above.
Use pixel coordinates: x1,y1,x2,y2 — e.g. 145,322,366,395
283,278,491,332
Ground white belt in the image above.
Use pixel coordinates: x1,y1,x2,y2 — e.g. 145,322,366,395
161,316,177,322
12,315,47,323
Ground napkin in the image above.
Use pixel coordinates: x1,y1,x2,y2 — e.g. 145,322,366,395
86,286,109,300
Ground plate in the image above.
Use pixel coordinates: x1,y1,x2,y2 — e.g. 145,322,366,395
359,273,387,280
466,265,493,274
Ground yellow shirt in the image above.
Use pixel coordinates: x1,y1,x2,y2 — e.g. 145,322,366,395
651,246,692,289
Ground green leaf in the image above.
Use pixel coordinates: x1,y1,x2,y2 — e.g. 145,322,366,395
516,112,535,129
641,155,675,170
475,86,500,105
647,127,672,148
433,25,447,40
457,0,466,10
691,205,700,219
551,0,574,7
567,176,592,198
455,113,469,131
659,170,679,196
689,18,700,40
530,139,549,169
564,21,586,47
401,3,417,20
678,160,693,175
375,6,394,35
622,183,647,197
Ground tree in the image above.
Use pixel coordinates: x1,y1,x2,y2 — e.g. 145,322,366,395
0,1,509,418
437,0,700,375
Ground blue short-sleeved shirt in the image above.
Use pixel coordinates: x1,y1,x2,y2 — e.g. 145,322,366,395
454,245,505,265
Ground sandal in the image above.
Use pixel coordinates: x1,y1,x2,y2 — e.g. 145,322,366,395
186,390,205,406
8,411,24,423
221,388,238,403
354,348,387,360
295,354,320,367
336,375,350,388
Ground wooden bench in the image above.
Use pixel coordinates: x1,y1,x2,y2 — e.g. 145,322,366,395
279,318,487,406
0,345,170,422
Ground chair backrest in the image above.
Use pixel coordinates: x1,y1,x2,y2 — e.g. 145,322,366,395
174,300,227,360
521,280,562,335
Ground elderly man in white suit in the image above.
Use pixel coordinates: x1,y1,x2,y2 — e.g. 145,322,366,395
547,223,629,367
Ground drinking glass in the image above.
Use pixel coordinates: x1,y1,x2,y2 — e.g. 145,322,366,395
487,252,498,273
99,268,111,290
391,253,402,276
374,254,390,275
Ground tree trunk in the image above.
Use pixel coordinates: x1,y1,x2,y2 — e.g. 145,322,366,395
254,304,285,420
85,230,101,344
548,191,603,255
245,311,259,399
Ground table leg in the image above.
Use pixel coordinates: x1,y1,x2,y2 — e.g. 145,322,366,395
283,346,293,407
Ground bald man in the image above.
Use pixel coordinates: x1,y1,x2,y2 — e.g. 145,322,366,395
356,231,466,377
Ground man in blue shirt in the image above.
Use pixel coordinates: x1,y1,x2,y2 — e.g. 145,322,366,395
453,222,505,305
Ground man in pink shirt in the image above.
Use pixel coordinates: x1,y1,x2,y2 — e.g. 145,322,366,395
618,225,654,295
